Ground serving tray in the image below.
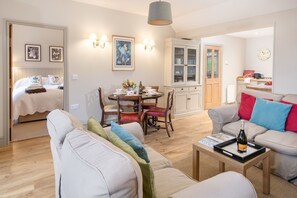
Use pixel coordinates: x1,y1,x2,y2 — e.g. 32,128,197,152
213,139,266,163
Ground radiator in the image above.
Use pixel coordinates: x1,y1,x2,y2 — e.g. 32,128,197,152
227,85,235,103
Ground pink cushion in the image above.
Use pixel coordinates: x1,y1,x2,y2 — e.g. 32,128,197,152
120,112,144,123
146,107,166,117
280,100,297,133
238,93,256,120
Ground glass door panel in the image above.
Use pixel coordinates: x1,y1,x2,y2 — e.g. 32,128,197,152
174,47,184,65
174,66,184,83
214,50,219,78
187,48,196,65
207,49,212,78
187,66,196,82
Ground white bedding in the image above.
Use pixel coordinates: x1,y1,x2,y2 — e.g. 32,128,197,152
13,77,63,120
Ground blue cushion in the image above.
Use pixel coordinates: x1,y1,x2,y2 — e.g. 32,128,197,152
111,121,150,163
250,98,292,132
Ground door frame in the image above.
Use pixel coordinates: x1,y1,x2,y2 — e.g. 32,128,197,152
1,19,69,146
203,44,222,110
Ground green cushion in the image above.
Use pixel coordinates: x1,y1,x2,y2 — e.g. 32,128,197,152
108,131,156,198
87,117,108,140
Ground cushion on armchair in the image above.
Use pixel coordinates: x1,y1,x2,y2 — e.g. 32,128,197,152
111,121,150,163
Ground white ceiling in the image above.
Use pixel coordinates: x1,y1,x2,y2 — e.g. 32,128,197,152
72,0,297,33
227,27,274,39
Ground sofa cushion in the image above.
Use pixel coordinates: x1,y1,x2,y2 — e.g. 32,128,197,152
282,94,297,104
144,146,172,171
281,101,297,133
250,98,292,132
87,117,108,139
107,131,156,198
154,168,196,198
111,121,149,162
222,120,267,141
238,92,256,120
61,129,142,198
255,130,297,156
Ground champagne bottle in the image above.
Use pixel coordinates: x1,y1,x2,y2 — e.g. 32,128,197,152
139,81,143,94
237,120,247,153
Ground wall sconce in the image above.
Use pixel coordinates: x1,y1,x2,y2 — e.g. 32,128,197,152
143,39,155,51
90,33,108,48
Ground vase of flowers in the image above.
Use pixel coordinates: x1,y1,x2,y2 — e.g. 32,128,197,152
122,79,136,91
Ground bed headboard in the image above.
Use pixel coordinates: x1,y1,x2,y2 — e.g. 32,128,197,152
13,67,64,84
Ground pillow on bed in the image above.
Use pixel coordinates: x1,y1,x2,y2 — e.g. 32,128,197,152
48,75,61,85
29,75,42,85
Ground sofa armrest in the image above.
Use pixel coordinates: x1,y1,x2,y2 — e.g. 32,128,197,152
208,104,240,134
104,122,145,143
169,171,257,198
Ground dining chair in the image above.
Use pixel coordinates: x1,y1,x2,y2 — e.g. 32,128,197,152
117,95,146,129
145,90,174,137
142,85,159,110
98,87,118,127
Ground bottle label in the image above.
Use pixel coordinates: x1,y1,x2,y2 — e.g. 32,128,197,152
238,144,247,152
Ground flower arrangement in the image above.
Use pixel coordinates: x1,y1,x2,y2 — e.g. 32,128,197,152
122,79,136,90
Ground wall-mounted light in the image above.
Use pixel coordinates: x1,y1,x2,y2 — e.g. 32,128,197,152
143,39,155,51
90,33,108,48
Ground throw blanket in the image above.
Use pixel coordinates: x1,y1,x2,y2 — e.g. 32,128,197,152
25,87,47,94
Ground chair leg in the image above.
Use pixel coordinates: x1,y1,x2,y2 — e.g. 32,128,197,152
165,116,170,137
100,111,105,126
144,115,148,135
169,113,174,131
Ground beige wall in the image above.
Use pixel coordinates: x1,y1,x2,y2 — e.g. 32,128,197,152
201,35,246,104
0,0,175,145
177,8,297,95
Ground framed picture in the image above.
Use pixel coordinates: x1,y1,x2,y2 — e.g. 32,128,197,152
49,46,64,62
112,35,135,71
25,44,41,62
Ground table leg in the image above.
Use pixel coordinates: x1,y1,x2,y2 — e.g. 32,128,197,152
193,147,200,181
219,161,225,172
263,156,270,195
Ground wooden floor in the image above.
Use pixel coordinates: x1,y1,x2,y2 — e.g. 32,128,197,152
0,111,213,197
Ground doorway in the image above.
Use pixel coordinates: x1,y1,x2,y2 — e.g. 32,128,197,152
6,21,67,142
204,45,222,109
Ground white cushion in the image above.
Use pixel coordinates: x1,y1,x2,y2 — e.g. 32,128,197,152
61,129,142,198
145,146,172,170
255,130,297,156
222,120,267,141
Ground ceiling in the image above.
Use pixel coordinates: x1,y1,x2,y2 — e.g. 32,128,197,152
227,27,274,39
72,0,297,33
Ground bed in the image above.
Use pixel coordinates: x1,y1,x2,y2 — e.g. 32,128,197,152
13,76,64,122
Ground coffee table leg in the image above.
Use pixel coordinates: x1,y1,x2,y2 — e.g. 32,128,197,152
219,161,225,172
193,147,200,181
263,156,270,195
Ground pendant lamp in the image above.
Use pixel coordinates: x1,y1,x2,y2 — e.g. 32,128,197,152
148,0,172,25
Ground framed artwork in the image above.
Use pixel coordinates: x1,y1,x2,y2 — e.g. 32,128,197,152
112,35,135,71
49,46,64,62
25,44,41,62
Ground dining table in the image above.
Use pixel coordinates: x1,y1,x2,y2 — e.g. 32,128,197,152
108,92,164,101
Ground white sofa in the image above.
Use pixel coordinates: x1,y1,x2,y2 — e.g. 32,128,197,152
47,109,257,198
208,89,297,184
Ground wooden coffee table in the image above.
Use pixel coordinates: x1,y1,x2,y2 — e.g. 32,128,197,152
193,142,271,195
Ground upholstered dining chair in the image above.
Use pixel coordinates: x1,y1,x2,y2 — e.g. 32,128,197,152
98,87,118,127
145,90,174,137
141,85,159,110
117,95,146,129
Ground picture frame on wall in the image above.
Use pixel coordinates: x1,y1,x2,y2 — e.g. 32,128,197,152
25,44,41,62
112,35,135,71
49,46,64,62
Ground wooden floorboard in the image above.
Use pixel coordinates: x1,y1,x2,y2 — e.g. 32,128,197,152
0,111,212,197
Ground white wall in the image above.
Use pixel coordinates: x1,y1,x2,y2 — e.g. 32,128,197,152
0,0,175,145
201,35,245,103
177,8,297,95
12,24,64,69
245,36,273,77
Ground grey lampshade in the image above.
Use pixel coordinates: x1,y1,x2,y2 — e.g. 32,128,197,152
148,1,172,25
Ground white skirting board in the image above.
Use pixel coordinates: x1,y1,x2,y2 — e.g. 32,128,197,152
227,85,235,103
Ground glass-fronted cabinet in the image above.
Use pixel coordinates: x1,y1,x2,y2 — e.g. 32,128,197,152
173,46,198,84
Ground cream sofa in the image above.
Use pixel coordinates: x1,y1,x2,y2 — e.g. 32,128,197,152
208,89,297,184
47,109,256,198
